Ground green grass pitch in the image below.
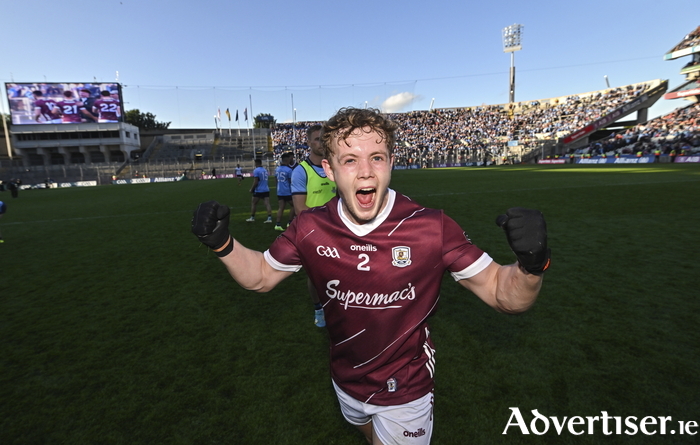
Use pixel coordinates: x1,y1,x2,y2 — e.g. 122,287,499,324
1,163,699,444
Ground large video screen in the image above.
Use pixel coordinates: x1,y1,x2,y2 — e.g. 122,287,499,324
5,82,124,125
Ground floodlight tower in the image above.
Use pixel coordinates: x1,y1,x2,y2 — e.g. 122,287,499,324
502,24,523,103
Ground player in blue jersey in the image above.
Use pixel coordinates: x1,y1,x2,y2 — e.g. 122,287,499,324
246,159,273,223
274,152,295,231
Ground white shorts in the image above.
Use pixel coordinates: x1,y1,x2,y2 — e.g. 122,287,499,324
332,380,434,445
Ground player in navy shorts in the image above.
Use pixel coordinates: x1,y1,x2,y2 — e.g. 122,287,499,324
273,152,295,231
192,107,550,444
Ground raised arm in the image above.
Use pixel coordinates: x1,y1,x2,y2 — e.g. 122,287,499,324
461,207,550,314
191,201,291,292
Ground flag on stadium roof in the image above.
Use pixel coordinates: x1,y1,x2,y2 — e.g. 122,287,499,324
235,110,239,122
225,108,231,121
244,108,248,121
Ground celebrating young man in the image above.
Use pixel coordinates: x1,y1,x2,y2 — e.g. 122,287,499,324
192,107,550,444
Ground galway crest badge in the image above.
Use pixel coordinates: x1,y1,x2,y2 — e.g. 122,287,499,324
391,246,412,268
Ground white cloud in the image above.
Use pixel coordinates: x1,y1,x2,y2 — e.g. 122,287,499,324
381,92,421,113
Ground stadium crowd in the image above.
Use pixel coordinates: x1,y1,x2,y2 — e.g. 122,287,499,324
668,26,700,54
271,83,654,165
573,102,700,157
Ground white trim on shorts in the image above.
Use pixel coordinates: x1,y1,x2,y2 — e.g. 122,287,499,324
332,380,434,445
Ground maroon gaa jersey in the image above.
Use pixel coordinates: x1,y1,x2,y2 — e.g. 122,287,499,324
34,99,57,122
265,189,492,406
93,97,120,122
55,99,86,123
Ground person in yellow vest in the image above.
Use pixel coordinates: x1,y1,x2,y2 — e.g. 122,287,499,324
670,149,677,163
654,148,661,163
291,124,337,327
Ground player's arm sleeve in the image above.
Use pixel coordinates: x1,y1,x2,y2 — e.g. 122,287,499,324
264,223,303,273
440,213,492,280
290,166,307,195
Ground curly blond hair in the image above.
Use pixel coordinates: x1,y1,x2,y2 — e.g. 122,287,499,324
321,107,397,160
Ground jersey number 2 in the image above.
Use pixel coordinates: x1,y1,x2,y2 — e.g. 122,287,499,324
357,254,370,271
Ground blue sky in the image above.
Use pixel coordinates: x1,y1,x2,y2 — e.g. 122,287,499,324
0,0,696,128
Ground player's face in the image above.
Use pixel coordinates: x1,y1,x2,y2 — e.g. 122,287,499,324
322,128,394,225
308,130,323,158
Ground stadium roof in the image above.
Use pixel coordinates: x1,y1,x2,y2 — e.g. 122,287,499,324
664,25,700,60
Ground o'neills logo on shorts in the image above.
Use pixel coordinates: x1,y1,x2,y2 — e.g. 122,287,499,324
404,428,426,438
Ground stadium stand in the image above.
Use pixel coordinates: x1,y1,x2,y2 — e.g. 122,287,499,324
3,79,699,184
571,102,700,158
270,80,673,166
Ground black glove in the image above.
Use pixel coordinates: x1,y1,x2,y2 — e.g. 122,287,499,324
496,207,550,275
192,201,233,257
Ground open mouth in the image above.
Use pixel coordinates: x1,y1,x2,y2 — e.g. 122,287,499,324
356,188,376,208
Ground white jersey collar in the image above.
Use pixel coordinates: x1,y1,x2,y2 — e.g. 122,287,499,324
337,189,396,237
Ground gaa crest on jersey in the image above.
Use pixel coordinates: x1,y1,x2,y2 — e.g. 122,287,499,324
391,246,412,267
387,377,398,392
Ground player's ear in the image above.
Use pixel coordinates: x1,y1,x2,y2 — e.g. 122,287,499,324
322,159,336,182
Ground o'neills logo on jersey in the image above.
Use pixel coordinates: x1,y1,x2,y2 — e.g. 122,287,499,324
350,244,377,252
325,280,416,310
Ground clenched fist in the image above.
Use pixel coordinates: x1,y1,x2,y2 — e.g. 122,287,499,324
496,207,550,275
192,201,233,257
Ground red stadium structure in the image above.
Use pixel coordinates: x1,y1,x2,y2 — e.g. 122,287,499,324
663,25,700,104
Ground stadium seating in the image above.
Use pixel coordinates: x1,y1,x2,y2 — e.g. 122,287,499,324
270,81,681,166
572,102,700,157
